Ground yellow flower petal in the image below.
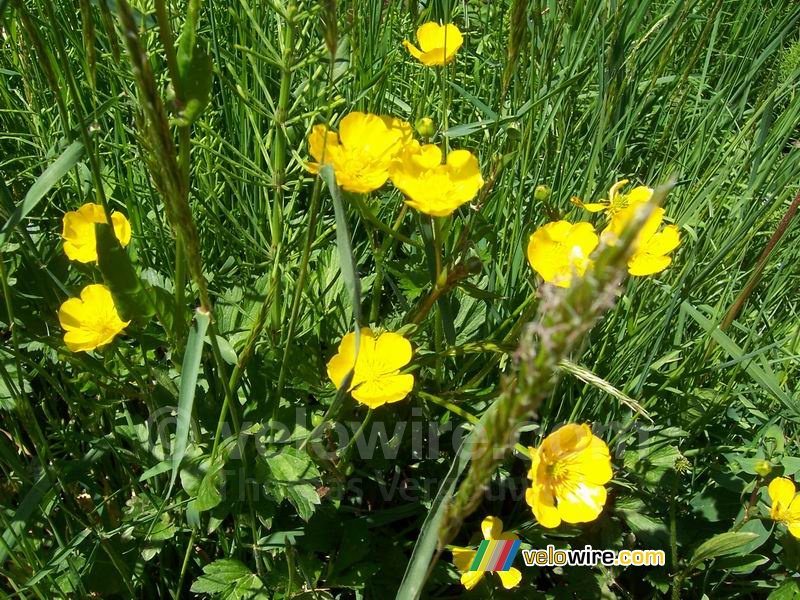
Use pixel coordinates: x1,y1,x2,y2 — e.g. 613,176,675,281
351,373,414,408
111,212,132,247
460,570,484,591
789,523,800,539
557,483,608,524
451,546,476,573
307,124,340,166
526,485,561,528
372,331,413,375
406,23,463,66
402,40,423,60
628,254,672,276
575,201,609,213
496,567,522,589
481,516,504,540
644,224,681,256
769,477,797,518
416,22,446,52
326,329,372,390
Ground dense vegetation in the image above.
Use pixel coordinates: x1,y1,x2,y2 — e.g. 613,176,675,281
1,0,799,598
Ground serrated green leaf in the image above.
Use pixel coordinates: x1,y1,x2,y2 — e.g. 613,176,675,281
190,559,268,599
258,447,321,521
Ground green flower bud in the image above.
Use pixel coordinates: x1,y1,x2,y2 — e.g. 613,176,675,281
534,184,551,202
415,117,435,138
755,460,772,477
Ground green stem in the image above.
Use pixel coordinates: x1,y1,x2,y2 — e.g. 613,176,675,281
269,1,297,333
174,528,196,600
40,0,109,216
153,0,183,100
370,205,408,322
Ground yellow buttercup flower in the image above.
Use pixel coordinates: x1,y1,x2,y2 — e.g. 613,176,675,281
403,22,463,66
451,516,522,591
572,179,652,218
389,142,483,216
306,112,413,193
62,203,131,263
603,205,680,277
768,477,800,539
326,328,414,408
525,423,613,528
526,221,598,288
58,284,130,353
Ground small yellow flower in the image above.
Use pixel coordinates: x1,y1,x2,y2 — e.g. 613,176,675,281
525,423,613,528
62,203,131,263
768,477,800,539
306,112,413,194
572,179,653,218
389,142,483,216
326,328,414,408
402,22,463,66
603,205,680,277
526,221,598,288
451,516,522,591
58,284,130,353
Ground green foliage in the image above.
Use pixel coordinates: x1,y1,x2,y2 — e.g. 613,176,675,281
1,0,800,598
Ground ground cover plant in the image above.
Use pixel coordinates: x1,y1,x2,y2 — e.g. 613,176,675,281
1,0,800,597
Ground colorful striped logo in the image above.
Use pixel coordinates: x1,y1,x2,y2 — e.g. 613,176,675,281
468,540,521,572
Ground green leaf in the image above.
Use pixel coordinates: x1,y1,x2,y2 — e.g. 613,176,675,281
320,164,361,325
194,459,224,513
768,580,800,600
95,222,154,321
170,310,210,490
0,140,83,248
176,26,213,124
258,446,321,521
190,559,268,599
690,531,759,566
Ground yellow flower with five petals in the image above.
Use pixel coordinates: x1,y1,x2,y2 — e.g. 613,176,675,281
61,203,131,263
326,328,414,408
526,221,598,288
58,284,130,353
403,22,463,66
451,516,522,591
768,477,800,539
306,112,413,193
525,423,613,528
389,141,483,216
